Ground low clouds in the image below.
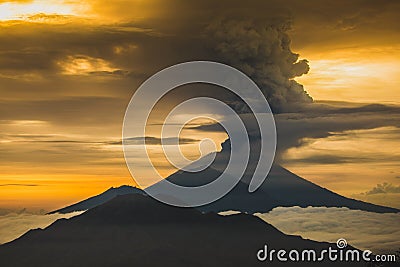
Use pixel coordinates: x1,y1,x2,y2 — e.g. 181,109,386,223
255,206,400,253
364,183,400,195
0,210,84,244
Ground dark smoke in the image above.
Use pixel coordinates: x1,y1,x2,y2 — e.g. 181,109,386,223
206,18,312,113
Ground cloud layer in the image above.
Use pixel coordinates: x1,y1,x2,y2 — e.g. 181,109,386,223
0,210,84,244
364,183,400,195
255,206,400,253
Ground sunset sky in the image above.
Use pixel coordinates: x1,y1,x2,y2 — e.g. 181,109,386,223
0,0,399,211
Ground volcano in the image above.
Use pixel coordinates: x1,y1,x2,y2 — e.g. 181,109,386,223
53,163,398,214
0,194,365,267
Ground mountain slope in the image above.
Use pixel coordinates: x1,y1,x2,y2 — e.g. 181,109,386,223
53,164,399,214
0,194,364,267
150,164,399,213
50,185,145,214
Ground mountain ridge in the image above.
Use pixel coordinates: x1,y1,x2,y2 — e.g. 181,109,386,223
1,194,366,267
49,185,145,214
51,165,399,214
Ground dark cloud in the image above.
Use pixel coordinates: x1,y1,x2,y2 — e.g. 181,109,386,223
1,133,198,146
298,103,400,115
282,155,362,165
119,136,199,146
0,0,399,184
0,3,314,113
188,123,225,133
274,104,400,159
194,102,400,162
4,135,196,145
0,97,127,128
0,22,154,73
283,153,400,165
87,70,131,77
206,18,312,112
1,0,397,118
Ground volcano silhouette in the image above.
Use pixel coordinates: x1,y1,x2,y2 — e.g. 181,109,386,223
1,194,366,267
52,165,398,214
52,139,398,214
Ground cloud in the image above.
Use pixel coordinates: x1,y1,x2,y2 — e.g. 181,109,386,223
57,55,125,76
255,206,400,253
352,190,400,210
0,0,398,202
0,20,154,77
0,210,84,244
0,1,396,141
274,103,400,156
194,102,400,161
282,126,400,166
364,183,400,195
0,184,38,187
0,133,199,148
206,18,312,112
0,97,126,126
218,210,241,216
112,136,199,146
0,1,315,113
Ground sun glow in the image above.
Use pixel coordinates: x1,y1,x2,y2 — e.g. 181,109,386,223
296,47,400,104
0,0,87,21
57,55,119,75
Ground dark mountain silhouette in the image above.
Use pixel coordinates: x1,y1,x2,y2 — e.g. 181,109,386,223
150,138,399,213
0,194,365,267
49,185,145,214
51,139,398,214
52,164,399,215
160,164,399,213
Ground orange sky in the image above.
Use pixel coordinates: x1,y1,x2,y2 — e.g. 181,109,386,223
0,0,399,211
